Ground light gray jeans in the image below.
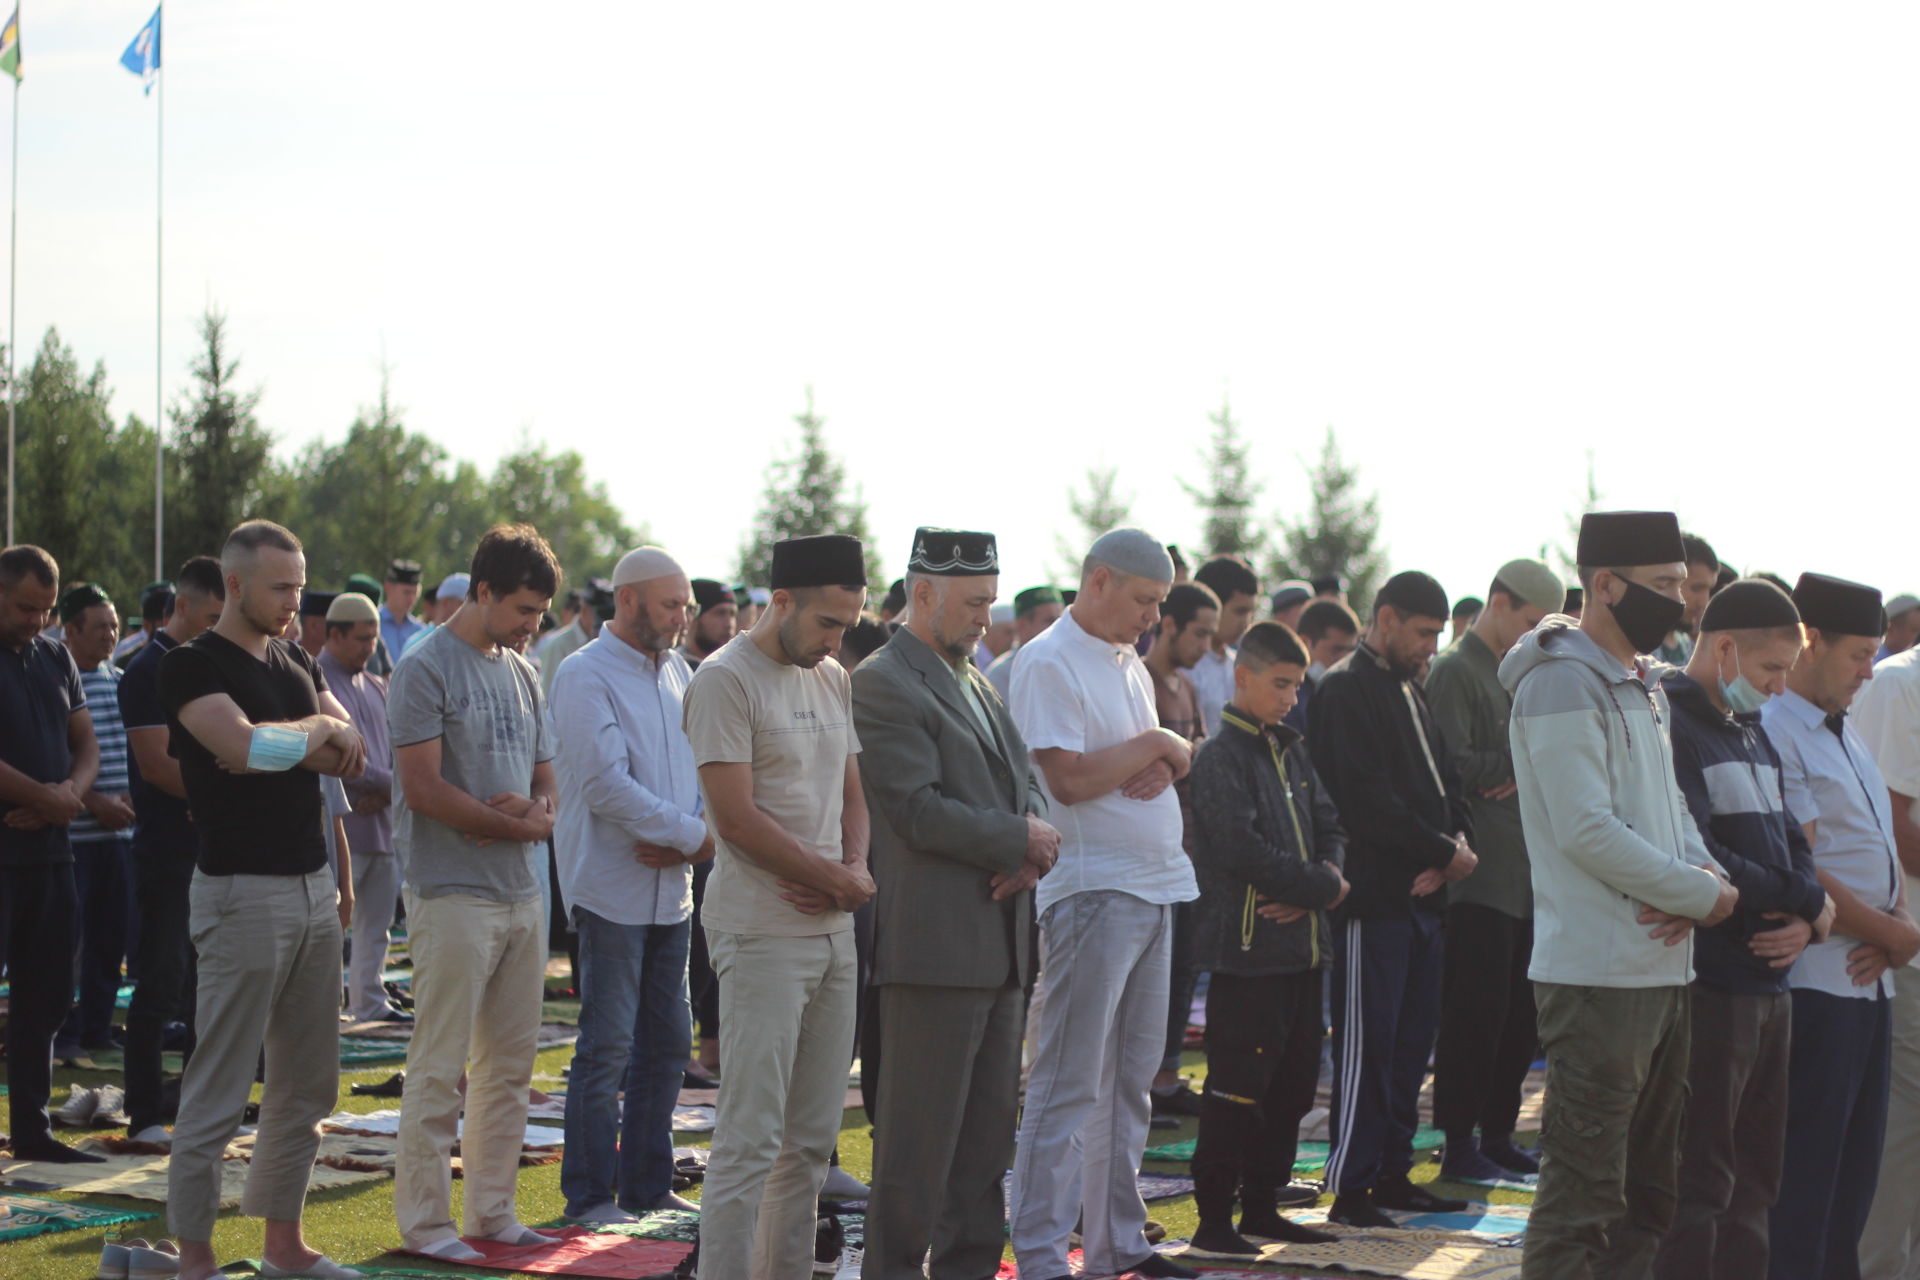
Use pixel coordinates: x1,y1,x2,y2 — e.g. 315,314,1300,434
1010,889,1173,1279
167,869,342,1242
345,850,399,1021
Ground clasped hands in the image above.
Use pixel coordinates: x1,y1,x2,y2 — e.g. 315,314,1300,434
2,778,88,830
465,791,556,845
1410,832,1477,898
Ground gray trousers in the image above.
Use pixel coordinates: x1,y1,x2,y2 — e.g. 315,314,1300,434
167,870,342,1242
1009,890,1173,1280
1861,939,1920,1280
345,850,399,1022
866,982,1024,1280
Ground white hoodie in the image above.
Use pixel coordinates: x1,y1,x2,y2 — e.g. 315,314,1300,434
1500,617,1724,988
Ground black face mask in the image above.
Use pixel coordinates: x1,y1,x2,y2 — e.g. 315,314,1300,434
1608,579,1685,655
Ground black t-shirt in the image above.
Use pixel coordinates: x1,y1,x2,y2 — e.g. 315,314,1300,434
159,631,329,877
0,634,85,867
118,629,198,859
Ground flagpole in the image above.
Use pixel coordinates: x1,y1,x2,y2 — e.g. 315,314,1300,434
152,51,162,579
6,65,17,547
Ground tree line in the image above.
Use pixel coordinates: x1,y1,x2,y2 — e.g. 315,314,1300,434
1,312,640,617
3,314,1398,624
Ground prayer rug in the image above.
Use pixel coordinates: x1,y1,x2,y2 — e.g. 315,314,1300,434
0,1136,388,1206
398,1226,691,1277
1296,1202,1529,1243
1144,1125,1445,1170
0,1192,154,1242
1168,1225,1525,1279
321,1110,566,1149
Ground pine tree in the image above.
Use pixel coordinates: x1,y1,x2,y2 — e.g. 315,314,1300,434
1180,395,1268,561
736,389,883,591
1055,465,1133,580
1548,452,1601,579
166,310,275,566
1268,428,1387,613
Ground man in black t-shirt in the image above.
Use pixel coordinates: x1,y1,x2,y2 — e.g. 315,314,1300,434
117,554,227,1143
158,521,369,1280
0,544,105,1164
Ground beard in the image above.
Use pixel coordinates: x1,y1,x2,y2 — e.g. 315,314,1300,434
778,617,829,669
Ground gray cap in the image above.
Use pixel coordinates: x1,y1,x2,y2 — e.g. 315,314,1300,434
1494,557,1567,614
1085,528,1175,583
1887,593,1920,619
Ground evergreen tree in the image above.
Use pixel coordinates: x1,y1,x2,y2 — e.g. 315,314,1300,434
488,437,641,584
1180,395,1268,560
6,328,155,609
1268,428,1386,613
1548,451,1601,580
735,389,883,590
166,310,274,567
1055,464,1132,580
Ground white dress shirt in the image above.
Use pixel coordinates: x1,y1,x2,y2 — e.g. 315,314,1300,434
1852,647,1920,971
552,632,707,927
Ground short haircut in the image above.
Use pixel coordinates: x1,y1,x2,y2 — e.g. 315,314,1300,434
0,544,58,589
468,524,561,602
1576,563,1632,590
1160,582,1221,632
325,618,368,637
840,613,892,664
223,519,302,568
1706,623,1806,648
140,586,173,622
1195,555,1259,605
1488,577,1527,608
1237,620,1309,669
1681,532,1719,573
1453,596,1484,621
175,555,227,601
1297,597,1360,642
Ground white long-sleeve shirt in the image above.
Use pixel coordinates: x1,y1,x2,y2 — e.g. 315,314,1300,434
552,632,706,927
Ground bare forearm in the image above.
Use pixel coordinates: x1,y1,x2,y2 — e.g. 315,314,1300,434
1890,789,1920,879
68,739,100,795
717,802,847,892
1821,872,1907,947
406,773,529,841
841,794,870,868
1041,733,1174,806
0,758,50,807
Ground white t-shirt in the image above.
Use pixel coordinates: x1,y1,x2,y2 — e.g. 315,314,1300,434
682,633,860,938
1853,647,1920,972
1010,609,1196,916
1190,646,1236,740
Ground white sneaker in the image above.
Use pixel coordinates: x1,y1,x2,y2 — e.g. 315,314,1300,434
819,1166,869,1199
91,1085,129,1127
833,1246,864,1278
55,1084,99,1127
126,1240,181,1280
128,1125,173,1147
96,1236,140,1280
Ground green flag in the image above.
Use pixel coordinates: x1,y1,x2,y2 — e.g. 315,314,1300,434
0,7,19,82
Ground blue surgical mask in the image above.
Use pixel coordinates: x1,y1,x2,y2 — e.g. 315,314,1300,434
1717,647,1771,715
246,724,312,772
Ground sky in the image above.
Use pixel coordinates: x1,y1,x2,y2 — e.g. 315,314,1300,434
12,4,1920,601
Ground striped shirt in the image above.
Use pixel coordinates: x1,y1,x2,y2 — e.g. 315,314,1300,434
71,663,135,844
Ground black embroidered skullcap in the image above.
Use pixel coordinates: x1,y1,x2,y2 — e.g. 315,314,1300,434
771,535,866,590
691,579,736,615
1374,570,1449,622
907,528,998,577
299,590,337,618
1577,511,1685,568
385,558,423,585
1793,572,1885,639
1700,579,1801,632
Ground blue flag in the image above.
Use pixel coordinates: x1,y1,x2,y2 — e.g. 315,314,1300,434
120,5,160,94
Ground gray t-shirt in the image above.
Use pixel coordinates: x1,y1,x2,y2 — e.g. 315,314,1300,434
388,624,554,902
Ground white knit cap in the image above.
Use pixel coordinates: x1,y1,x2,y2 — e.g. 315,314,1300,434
612,546,685,588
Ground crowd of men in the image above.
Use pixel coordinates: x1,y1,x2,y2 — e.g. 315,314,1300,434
0,506,1917,1280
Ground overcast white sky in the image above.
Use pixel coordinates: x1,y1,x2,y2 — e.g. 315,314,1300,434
13,4,1919,600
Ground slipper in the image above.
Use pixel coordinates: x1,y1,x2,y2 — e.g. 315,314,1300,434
349,1073,406,1099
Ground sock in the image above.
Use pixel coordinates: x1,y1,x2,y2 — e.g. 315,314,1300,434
414,1238,484,1261
484,1223,551,1246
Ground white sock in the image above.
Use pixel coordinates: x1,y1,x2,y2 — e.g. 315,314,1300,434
414,1237,485,1261
484,1223,550,1246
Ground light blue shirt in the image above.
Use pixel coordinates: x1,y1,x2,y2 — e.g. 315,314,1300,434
1761,688,1901,999
379,607,425,658
551,632,706,927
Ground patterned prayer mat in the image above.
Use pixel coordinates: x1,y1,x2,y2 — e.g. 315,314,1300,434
1144,1125,1447,1170
0,1134,389,1206
0,1192,154,1243
397,1227,690,1277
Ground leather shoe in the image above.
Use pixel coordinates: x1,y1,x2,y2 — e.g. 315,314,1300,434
1372,1177,1467,1214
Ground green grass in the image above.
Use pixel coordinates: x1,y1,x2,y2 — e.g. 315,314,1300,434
5,1039,1533,1278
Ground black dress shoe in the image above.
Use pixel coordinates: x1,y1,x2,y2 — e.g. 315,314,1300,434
1130,1252,1199,1278
1274,1180,1323,1207
350,1072,407,1098
1372,1177,1468,1214
1328,1191,1397,1229
9,1138,108,1164
1481,1138,1540,1175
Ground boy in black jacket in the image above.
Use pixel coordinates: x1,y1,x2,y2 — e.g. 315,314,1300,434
1307,570,1476,1227
1186,623,1349,1261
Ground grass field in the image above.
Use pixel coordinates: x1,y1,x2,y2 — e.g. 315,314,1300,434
4,1014,1533,1278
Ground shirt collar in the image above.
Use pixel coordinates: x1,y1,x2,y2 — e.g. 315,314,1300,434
1776,688,1828,729
1060,609,1136,667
